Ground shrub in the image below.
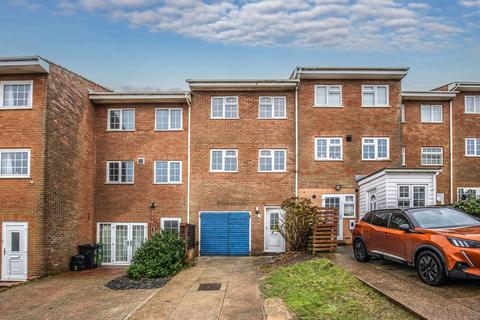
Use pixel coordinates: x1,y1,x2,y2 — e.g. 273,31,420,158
127,231,186,280
453,196,480,217
279,197,319,252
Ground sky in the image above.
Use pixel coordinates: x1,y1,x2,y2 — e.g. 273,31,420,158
1,0,479,91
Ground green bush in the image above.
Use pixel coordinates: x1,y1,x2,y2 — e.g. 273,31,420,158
127,231,186,280
453,196,480,217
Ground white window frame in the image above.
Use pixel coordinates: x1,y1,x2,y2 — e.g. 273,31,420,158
458,187,480,201
160,218,182,233
465,138,480,157
314,137,343,161
211,96,239,119
421,147,443,166
107,108,135,131
258,96,287,119
397,185,427,208
0,148,31,178
210,149,238,172
465,96,480,114
362,137,390,160
155,108,183,131
421,105,443,123
154,161,182,184
362,85,389,107
258,149,287,172
314,85,342,107
106,160,134,184
0,81,33,109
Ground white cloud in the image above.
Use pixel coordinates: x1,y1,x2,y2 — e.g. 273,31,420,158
57,0,464,51
459,0,480,7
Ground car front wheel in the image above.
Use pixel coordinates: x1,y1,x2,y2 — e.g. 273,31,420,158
353,239,371,262
416,251,447,286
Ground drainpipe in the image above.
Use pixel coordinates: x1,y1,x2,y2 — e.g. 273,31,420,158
449,100,454,204
187,93,192,223
295,83,299,197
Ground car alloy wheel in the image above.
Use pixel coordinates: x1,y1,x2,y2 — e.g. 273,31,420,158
417,251,446,286
354,239,370,262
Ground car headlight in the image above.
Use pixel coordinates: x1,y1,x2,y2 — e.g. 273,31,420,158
448,237,480,248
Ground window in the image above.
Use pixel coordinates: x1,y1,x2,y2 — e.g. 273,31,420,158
314,85,342,107
0,149,30,178
458,187,480,200
155,108,182,130
108,109,135,131
106,161,134,183
323,194,356,218
161,218,181,234
397,185,426,208
389,212,410,229
210,149,238,172
362,138,389,160
0,81,33,108
421,147,443,165
421,105,442,123
315,137,343,160
401,104,406,122
402,146,406,166
259,149,286,172
465,96,480,114
362,85,389,107
211,96,238,119
371,211,389,227
154,161,182,184
343,195,355,218
466,138,480,157
259,97,286,119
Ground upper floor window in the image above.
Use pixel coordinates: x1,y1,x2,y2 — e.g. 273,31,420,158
314,85,342,107
259,149,286,172
108,109,135,131
315,137,343,160
259,97,286,119
0,81,33,109
362,85,388,107
0,149,30,178
466,138,480,157
362,137,389,160
156,108,182,131
106,161,134,184
465,96,480,114
155,161,182,184
397,185,426,208
421,105,442,123
211,96,238,119
421,147,443,165
210,149,238,172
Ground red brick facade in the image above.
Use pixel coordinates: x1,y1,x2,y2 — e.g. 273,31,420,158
1,58,479,278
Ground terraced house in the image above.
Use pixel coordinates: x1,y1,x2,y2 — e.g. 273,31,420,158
0,56,479,281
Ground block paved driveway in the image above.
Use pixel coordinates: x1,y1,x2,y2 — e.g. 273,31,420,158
0,257,264,320
328,246,480,320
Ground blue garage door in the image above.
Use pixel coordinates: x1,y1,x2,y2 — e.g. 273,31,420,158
200,212,250,256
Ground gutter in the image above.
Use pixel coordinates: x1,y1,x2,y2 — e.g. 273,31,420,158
187,93,192,223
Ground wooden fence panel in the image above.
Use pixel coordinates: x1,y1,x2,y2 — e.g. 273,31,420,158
311,207,338,254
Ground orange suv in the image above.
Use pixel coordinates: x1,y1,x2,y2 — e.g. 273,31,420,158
353,206,480,286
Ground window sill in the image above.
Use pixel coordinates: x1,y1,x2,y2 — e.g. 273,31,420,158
465,112,480,115
154,129,184,132
0,176,31,179
257,117,288,120
0,106,33,110
421,163,444,166
209,170,239,173
361,105,391,108
465,155,480,158
313,105,343,108
362,159,391,161
314,159,344,162
420,121,444,124
153,182,182,185
258,170,287,173
106,129,136,132
105,182,135,185
209,117,240,120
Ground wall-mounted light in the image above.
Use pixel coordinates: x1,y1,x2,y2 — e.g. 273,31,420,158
255,206,260,217
335,185,343,191
149,202,156,209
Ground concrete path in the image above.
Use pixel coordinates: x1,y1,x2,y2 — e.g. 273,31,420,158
327,246,480,320
0,266,157,320
129,257,264,320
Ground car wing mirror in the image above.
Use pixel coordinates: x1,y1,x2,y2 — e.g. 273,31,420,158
398,224,411,232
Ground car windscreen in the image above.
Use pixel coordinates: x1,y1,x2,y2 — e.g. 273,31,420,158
409,208,480,229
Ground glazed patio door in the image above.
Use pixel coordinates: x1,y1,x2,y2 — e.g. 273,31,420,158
98,223,147,265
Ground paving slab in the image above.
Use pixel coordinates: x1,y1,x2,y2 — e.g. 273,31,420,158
327,246,480,320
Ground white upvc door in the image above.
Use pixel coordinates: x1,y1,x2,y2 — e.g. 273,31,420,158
322,195,356,241
98,223,147,265
264,207,285,253
2,222,28,281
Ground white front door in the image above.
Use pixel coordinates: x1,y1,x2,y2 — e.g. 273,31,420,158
98,223,147,265
322,195,356,241
2,222,28,281
264,207,285,253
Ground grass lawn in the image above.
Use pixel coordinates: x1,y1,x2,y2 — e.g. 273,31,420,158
260,258,416,320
